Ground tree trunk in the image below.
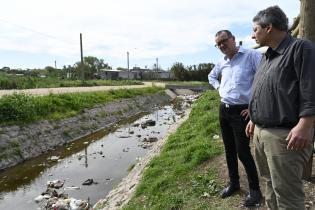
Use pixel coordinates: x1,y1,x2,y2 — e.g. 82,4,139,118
299,0,315,41
299,0,315,180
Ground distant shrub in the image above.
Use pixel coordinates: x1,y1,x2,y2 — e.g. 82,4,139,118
0,73,143,90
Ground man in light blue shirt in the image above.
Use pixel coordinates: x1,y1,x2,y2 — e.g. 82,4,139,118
208,30,262,207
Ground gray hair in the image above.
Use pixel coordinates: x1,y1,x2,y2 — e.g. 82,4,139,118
253,5,288,31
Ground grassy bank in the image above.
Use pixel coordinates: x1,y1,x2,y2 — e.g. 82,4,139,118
120,90,225,210
0,87,163,125
0,73,142,89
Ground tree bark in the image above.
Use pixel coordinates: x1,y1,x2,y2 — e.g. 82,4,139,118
299,0,315,41
299,0,315,180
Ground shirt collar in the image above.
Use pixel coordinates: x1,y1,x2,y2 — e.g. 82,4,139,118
224,46,244,61
265,33,292,59
274,33,292,54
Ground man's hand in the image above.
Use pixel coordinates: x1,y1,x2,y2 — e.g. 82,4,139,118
287,116,314,150
245,120,255,140
240,109,249,120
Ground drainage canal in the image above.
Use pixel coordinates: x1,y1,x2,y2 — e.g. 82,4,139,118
0,102,189,210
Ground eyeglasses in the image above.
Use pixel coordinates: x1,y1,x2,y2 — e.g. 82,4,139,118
215,36,231,48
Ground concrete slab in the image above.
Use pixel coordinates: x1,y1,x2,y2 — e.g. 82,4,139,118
164,89,177,99
174,89,195,95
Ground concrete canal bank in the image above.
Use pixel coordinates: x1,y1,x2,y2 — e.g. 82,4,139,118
0,92,171,170
0,93,197,210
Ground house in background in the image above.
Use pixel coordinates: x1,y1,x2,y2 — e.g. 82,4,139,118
98,69,139,80
98,67,174,80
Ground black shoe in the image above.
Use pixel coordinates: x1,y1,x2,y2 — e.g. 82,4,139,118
220,183,240,198
244,190,263,207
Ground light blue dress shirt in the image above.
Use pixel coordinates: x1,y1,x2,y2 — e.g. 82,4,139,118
208,47,262,105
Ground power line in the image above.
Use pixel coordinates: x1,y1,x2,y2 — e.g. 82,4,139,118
0,18,77,47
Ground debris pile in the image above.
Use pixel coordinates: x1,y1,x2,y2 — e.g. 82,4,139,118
34,179,92,210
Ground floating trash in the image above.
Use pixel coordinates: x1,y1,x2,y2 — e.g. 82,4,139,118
64,186,81,190
47,180,64,189
82,179,94,186
48,156,60,161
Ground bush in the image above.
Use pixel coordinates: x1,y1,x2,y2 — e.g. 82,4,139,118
0,93,36,123
0,87,163,125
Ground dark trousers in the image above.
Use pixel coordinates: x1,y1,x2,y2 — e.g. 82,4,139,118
219,103,260,190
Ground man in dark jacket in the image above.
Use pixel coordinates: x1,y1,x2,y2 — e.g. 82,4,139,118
246,5,315,210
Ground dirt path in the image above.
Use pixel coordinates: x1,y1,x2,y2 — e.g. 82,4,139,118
216,145,315,210
0,82,165,97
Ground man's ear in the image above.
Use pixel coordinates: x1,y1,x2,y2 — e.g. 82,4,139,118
266,24,272,34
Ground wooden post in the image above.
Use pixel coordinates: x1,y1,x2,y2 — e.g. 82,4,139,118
127,51,129,79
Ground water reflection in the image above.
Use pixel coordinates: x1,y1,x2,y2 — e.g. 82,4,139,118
0,105,181,210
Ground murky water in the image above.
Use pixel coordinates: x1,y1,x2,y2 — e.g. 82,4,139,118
0,105,183,210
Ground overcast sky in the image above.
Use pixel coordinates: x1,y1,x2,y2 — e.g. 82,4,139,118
0,0,300,70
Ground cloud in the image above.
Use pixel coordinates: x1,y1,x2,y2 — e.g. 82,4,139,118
0,0,300,68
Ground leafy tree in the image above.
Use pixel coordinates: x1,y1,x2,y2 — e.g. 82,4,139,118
170,62,214,81
44,66,63,78
62,65,76,79
74,56,112,79
196,63,215,81
170,62,186,81
1,67,10,72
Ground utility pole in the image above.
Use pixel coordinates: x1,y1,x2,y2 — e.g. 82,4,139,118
156,58,158,80
54,60,57,69
80,33,84,81
127,51,130,79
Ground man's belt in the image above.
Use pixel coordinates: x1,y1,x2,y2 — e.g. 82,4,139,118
221,102,248,109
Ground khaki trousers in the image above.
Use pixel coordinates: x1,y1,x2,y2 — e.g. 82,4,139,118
253,125,313,210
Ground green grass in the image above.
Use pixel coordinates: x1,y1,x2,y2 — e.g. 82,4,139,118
0,73,143,89
112,90,225,210
0,87,163,125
